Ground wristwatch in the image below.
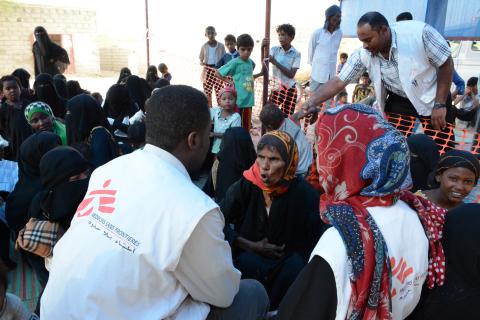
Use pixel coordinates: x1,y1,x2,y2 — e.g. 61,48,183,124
433,102,446,109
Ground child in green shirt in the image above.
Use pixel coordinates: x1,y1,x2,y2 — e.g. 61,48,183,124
216,34,262,130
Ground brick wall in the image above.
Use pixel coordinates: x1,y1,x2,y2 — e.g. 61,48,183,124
0,1,100,76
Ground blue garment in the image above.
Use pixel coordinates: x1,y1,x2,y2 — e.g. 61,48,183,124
217,50,240,68
452,70,465,95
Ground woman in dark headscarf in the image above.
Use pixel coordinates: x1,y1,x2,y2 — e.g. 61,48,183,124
29,146,90,230
12,68,31,90
116,67,131,85
11,68,34,101
65,94,117,168
34,73,67,119
221,130,323,309
5,131,60,289
5,132,61,234
146,65,160,89
103,84,140,120
215,127,256,202
418,149,479,210
409,203,480,319
66,80,89,99
53,74,68,99
125,75,152,111
32,26,70,77
103,84,142,147
278,104,445,320
407,134,440,192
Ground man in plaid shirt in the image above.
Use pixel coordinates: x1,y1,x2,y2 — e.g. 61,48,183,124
303,11,454,134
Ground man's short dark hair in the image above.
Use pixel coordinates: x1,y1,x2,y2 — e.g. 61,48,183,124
259,103,286,130
237,34,254,48
357,12,389,32
340,52,348,59
145,85,210,152
0,75,21,91
276,24,295,38
205,26,215,33
224,34,236,43
396,12,413,21
467,77,478,87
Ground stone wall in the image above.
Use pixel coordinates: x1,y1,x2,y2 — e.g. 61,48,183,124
0,1,100,76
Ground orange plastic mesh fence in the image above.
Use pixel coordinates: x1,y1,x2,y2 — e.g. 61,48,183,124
386,112,480,155
202,66,480,202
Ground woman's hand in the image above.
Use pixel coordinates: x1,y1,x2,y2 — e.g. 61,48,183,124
251,238,285,259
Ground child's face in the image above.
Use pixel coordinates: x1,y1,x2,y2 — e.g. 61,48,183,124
467,85,478,96
2,80,20,102
225,41,236,53
277,30,293,47
339,95,348,104
29,112,53,132
205,29,216,41
219,92,236,110
340,57,347,64
238,46,253,61
361,76,369,84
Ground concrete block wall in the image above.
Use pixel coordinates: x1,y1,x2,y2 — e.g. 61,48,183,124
0,1,100,77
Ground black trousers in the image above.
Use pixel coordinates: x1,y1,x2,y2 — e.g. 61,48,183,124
235,251,305,310
385,92,456,151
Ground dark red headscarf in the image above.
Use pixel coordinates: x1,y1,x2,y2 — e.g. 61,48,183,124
316,104,445,319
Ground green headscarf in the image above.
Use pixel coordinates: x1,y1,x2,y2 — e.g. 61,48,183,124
24,101,67,145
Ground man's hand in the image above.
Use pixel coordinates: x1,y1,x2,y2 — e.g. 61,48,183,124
251,238,285,259
301,100,320,116
431,107,447,131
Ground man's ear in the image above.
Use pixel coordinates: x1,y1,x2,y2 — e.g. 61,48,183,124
186,131,200,151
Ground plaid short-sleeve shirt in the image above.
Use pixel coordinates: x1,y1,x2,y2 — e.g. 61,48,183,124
339,24,451,98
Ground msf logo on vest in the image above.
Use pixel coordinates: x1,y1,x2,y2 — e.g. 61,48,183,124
76,179,117,217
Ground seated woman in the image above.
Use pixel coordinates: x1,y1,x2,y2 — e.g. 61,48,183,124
146,65,160,89
407,134,440,192
116,67,131,85
33,73,67,119
220,130,323,310
24,101,67,145
278,104,445,320
5,131,61,287
418,149,479,210
214,127,256,203
66,80,89,99
408,203,480,320
65,94,117,168
29,146,90,231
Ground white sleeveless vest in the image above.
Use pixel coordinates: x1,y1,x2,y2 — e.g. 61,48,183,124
360,21,439,116
311,200,429,319
41,144,219,320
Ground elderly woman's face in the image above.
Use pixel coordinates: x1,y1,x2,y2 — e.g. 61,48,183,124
437,167,476,205
257,146,286,186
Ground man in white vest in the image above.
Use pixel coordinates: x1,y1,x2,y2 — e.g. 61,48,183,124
303,11,454,134
40,85,269,320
